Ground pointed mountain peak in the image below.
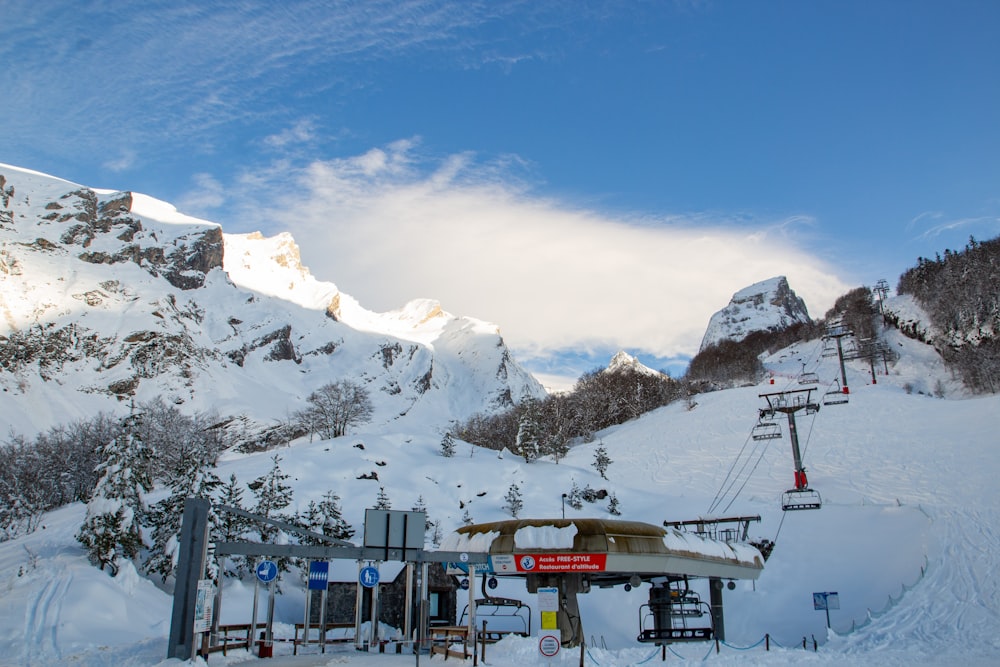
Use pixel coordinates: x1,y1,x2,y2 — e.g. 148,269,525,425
700,276,811,351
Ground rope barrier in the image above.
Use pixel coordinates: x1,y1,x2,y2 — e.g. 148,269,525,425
720,636,766,650
633,646,664,664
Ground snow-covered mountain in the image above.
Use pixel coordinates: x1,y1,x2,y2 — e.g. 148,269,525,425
605,350,662,376
0,164,544,436
700,276,811,351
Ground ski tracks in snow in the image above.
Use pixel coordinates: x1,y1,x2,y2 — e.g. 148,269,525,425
23,568,72,665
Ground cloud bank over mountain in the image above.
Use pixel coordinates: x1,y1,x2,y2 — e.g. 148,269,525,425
186,142,850,375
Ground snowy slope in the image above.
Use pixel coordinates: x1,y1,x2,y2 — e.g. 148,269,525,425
0,331,997,666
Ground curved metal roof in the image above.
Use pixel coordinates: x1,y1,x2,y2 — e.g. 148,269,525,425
448,518,763,582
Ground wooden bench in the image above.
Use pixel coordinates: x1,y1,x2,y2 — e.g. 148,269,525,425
429,625,470,660
292,622,355,654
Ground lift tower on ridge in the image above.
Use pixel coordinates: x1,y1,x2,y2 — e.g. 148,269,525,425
759,388,822,511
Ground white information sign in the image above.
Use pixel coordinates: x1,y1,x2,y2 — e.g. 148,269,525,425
193,579,214,633
539,634,560,657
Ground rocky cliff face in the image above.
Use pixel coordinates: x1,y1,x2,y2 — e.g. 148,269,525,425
0,164,544,435
699,276,811,351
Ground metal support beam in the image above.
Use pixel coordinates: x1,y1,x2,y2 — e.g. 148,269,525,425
709,578,725,643
167,497,211,660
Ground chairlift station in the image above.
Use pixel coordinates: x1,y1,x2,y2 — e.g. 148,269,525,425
447,518,764,647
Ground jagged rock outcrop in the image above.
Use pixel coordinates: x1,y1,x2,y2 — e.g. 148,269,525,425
0,163,545,435
700,276,811,351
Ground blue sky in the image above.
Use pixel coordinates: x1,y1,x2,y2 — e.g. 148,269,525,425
3,1,998,387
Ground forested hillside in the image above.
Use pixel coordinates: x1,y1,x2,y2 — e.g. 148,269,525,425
893,235,1000,393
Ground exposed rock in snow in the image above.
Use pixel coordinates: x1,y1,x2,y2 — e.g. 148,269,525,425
0,163,545,435
699,276,811,351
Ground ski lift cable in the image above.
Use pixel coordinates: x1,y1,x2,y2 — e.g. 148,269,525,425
720,436,775,514
709,414,777,515
799,399,820,460
772,504,790,544
707,430,755,514
718,434,771,511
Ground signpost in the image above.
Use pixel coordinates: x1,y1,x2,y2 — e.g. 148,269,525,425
813,591,840,629
538,586,560,659
254,560,278,657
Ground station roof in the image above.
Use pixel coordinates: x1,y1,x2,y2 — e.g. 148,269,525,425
440,518,764,583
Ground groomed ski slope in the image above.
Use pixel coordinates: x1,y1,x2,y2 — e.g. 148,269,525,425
0,333,998,666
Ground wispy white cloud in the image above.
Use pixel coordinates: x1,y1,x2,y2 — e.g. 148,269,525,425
0,1,545,167
909,210,1000,241
208,143,850,363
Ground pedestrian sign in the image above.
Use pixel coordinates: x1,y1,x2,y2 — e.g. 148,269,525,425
359,565,380,588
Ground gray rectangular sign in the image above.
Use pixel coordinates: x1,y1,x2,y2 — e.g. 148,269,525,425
363,509,426,551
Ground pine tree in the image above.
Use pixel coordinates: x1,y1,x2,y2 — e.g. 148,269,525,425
316,490,354,541
375,486,392,510
77,412,153,576
607,492,621,516
503,483,523,518
515,403,543,463
593,443,612,480
547,429,570,464
566,480,584,510
145,450,221,583
412,496,433,531
248,453,294,572
440,432,457,457
215,473,252,578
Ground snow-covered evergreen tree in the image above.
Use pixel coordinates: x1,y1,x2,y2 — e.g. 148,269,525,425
566,479,584,510
440,432,457,457
375,486,392,510
76,412,152,576
144,447,221,583
215,473,252,578
607,492,621,516
248,454,294,554
503,483,523,518
547,429,570,463
311,490,355,541
515,402,543,463
593,442,612,480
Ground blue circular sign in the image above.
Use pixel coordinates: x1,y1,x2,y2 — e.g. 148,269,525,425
459,578,470,590
256,560,278,583
359,566,380,588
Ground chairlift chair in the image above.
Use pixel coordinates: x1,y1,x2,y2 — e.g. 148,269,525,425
823,381,849,406
637,581,713,644
751,421,781,441
781,487,822,511
798,371,819,385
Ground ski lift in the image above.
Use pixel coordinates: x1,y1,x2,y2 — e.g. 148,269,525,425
751,420,781,441
823,380,849,406
821,341,839,358
781,468,822,511
638,580,713,644
781,488,822,511
798,371,819,385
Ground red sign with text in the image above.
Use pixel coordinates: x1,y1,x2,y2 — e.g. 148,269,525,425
514,553,607,572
